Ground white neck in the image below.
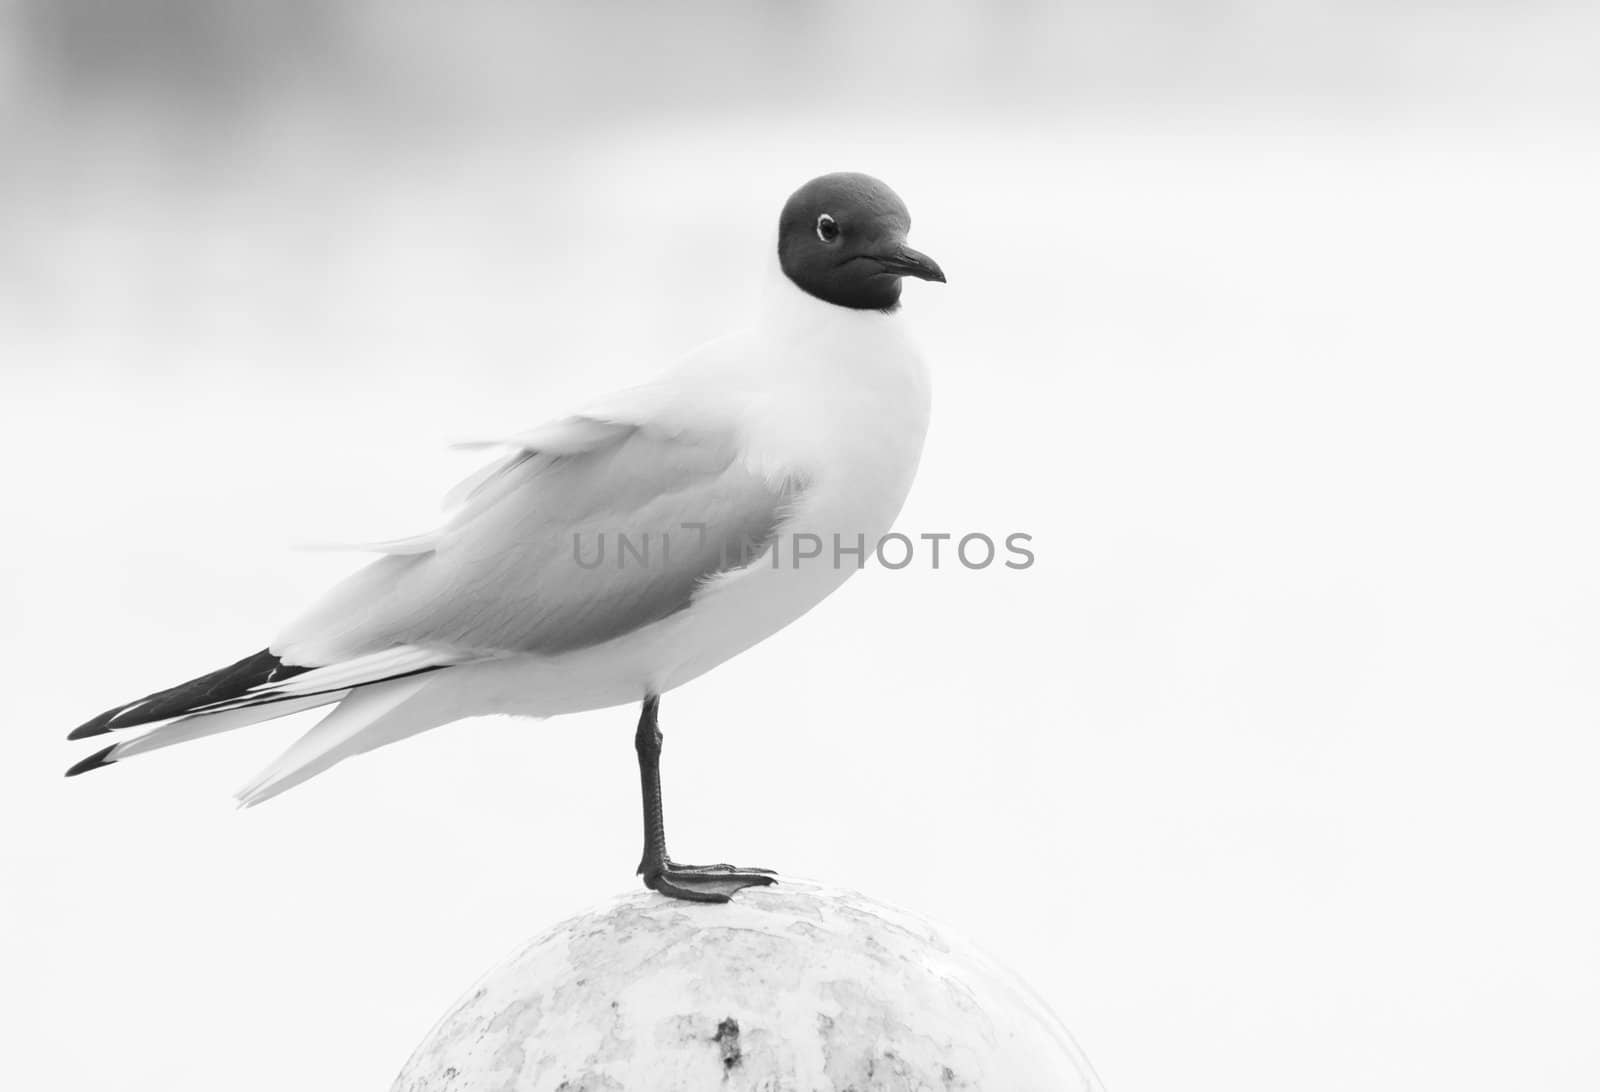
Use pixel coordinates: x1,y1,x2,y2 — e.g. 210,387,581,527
757,251,903,338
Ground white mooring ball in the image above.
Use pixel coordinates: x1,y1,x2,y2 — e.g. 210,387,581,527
392,879,1104,1091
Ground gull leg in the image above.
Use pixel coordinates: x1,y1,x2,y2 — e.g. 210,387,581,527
634,695,776,903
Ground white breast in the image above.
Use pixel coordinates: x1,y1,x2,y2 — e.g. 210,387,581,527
657,292,933,692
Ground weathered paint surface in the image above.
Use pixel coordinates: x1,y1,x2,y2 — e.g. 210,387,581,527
392,880,1104,1092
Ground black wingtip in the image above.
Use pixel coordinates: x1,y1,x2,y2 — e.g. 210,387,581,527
68,710,120,741
65,648,308,743
66,744,118,778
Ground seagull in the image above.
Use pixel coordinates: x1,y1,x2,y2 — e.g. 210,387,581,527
66,172,945,903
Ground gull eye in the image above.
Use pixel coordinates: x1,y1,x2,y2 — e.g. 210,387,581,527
815,213,840,243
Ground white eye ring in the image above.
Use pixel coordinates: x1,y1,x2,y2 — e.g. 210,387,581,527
815,213,840,242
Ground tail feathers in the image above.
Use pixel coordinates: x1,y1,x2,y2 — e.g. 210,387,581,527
69,649,312,740
234,675,435,808
65,645,462,780
63,690,356,779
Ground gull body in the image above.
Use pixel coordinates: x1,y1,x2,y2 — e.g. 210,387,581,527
68,172,945,899
410,268,933,719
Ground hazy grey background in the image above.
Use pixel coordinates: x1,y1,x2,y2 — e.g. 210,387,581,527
4,2,1599,1090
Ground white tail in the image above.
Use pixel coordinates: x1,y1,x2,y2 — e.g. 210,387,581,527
234,674,435,807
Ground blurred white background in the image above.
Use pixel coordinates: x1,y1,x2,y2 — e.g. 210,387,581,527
3,2,1599,1090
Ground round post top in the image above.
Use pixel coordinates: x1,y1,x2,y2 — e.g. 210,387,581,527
393,879,1104,1091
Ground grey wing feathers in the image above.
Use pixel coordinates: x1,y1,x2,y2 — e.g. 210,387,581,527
273,421,802,664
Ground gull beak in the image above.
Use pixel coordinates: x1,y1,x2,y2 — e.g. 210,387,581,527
875,244,947,284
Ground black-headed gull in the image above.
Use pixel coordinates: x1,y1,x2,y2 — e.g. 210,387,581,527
67,172,946,902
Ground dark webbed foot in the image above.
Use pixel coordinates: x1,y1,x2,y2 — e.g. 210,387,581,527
633,695,777,903
642,860,777,903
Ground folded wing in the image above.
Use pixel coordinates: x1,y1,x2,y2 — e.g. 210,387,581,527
273,416,805,666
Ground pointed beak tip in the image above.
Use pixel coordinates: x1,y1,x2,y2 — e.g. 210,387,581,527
881,244,946,285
